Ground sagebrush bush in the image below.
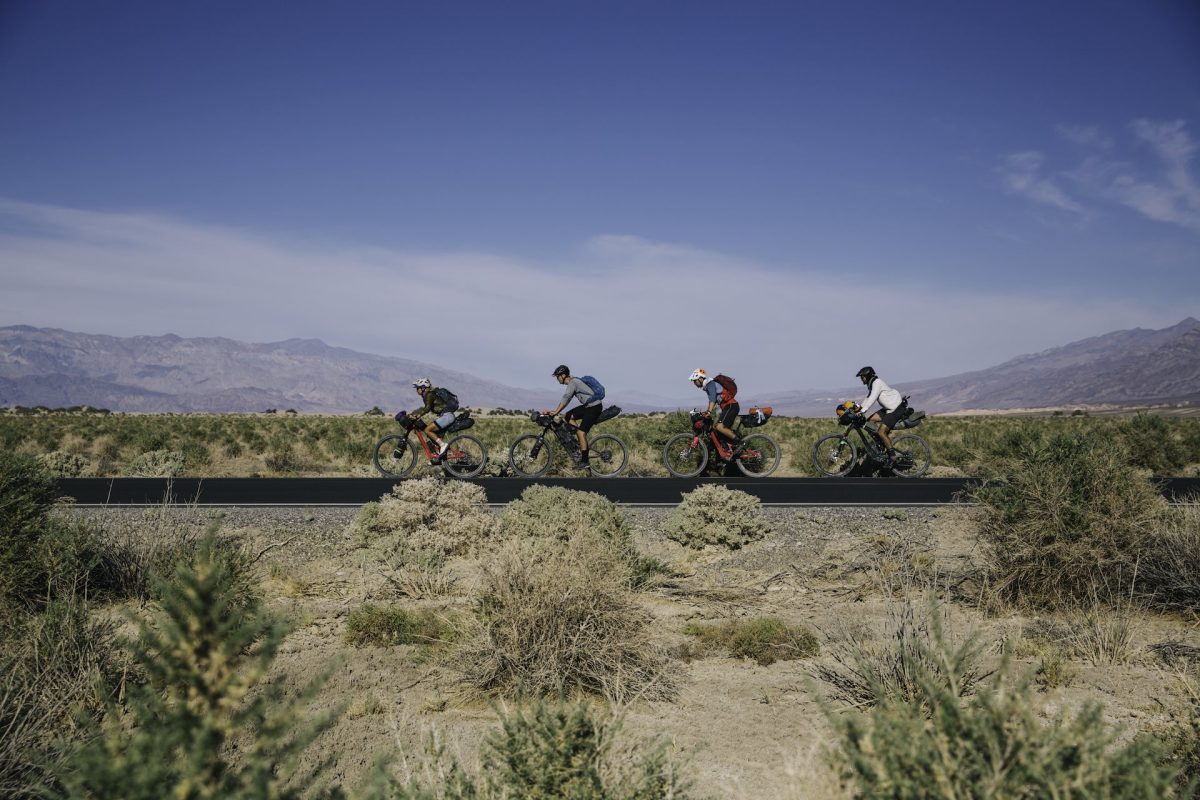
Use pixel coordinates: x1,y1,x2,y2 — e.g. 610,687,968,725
35,451,91,477
1120,412,1189,473
355,478,497,556
832,634,1179,798
451,535,676,703
368,701,691,799
684,617,819,665
1138,502,1200,614
127,449,186,477
61,534,339,800
345,605,456,647
664,485,769,549
970,429,1167,608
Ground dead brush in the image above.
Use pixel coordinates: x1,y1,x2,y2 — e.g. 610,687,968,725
449,535,677,704
382,548,459,599
809,599,991,713
1064,583,1139,666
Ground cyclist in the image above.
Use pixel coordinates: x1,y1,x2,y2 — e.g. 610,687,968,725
548,364,601,469
398,377,459,461
854,366,904,460
689,368,743,450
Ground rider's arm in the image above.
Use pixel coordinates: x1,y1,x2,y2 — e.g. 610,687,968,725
859,380,882,414
410,395,433,418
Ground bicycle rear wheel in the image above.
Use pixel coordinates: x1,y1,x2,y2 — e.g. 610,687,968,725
587,433,628,477
508,434,553,477
663,433,708,477
811,434,857,477
735,433,781,477
890,434,931,478
442,434,487,479
373,433,418,478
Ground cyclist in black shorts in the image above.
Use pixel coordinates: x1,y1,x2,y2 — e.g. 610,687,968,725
549,364,601,468
689,368,743,449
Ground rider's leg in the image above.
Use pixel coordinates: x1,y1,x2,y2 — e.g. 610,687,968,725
877,423,893,451
715,403,742,444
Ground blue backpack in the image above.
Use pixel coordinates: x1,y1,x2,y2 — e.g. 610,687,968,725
580,375,605,403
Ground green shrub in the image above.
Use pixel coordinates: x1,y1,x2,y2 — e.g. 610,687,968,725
355,478,497,556
1121,412,1189,473
127,449,186,477
345,605,456,648
451,535,676,703
35,451,92,477
970,429,1166,608
684,617,819,665
60,534,339,800
832,634,1178,798
369,701,691,799
1138,502,1200,614
664,485,769,550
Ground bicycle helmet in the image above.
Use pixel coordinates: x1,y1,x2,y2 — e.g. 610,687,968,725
412,377,432,389
689,368,707,382
856,366,876,383
552,364,570,378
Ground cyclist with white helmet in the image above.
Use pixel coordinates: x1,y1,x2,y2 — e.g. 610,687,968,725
398,377,459,460
854,366,903,458
690,368,743,449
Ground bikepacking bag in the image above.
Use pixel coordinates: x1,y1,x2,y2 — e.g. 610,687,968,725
580,375,605,402
434,387,460,412
895,410,926,430
445,413,474,433
739,405,772,428
597,405,621,424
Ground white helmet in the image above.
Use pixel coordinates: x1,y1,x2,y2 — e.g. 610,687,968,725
689,368,707,382
412,377,432,389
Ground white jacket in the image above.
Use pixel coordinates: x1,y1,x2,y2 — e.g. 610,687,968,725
861,377,902,414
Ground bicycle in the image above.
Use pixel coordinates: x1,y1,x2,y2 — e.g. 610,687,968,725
372,409,488,479
508,406,628,477
662,407,781,478
810,399,930,478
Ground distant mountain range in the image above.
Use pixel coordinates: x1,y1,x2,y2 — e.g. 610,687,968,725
759,317,1200,415
1,319,1198,415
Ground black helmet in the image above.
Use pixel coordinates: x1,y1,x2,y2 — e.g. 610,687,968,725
552,364,570,377
856,366,876,381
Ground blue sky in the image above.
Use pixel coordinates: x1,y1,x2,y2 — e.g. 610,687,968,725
1,1,1198,398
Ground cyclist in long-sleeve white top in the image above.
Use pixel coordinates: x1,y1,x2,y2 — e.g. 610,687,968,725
855,366,904,459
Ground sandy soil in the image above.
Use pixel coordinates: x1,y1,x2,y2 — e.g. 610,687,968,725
70,505,1200,799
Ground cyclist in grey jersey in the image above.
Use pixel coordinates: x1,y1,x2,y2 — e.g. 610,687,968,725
548,364,601,468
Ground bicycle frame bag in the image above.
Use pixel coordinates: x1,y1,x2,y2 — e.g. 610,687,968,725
739,405,773,428
597,405,621,424
580,375,606,402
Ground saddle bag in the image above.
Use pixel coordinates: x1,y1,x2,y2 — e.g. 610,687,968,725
895,410,926,430
597,405,621,424
444,410,475,433
739,405,773,428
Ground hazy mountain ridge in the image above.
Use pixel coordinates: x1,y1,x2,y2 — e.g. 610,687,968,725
2,319,1197,415
759,317,1200,415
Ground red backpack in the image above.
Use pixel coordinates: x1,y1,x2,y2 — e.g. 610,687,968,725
713,374,737,406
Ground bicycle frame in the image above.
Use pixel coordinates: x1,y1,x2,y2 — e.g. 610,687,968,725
687,420,742,462
398,420,452,463
842,419,889,463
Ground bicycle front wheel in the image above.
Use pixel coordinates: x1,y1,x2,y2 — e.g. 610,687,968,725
508,434,553,477
890,434,931,478
811,434,858,477
587,433,628,477
373,433,418,478
736,433,781,477
663,433,708,478
442,434,487,479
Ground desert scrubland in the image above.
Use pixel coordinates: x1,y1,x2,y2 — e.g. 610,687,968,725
2,421,1199,798
2,407,1199,478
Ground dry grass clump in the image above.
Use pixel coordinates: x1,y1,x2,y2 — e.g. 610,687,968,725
382,549,459,599
970,429,1168,609
354,478,497,556
450,535,676,704
35,451,92,477
810,601,990,713
345,605,457,648
1138,501,1200,613
663,485,769,550
683,617,819,666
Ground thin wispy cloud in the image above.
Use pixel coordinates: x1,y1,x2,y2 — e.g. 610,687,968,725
0,199,1193,397
1003,118,1200,232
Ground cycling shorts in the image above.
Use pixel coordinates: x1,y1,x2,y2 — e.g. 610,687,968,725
566,404,602,432
717,402,740,429
878,406,906,429
432,412,456,430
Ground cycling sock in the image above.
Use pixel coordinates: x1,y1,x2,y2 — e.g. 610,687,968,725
580,449,589,462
